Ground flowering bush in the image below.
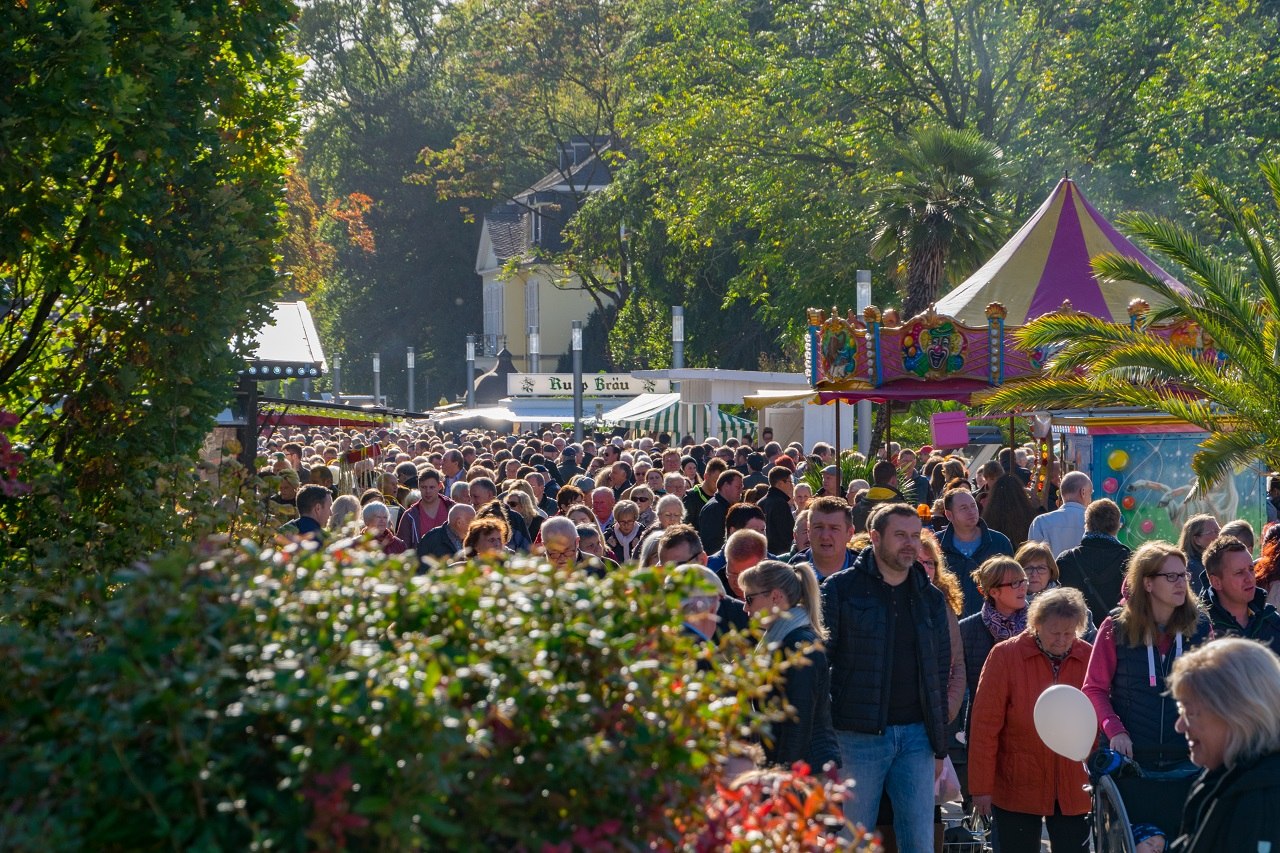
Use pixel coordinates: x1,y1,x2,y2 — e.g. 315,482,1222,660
0,541,813,850
684,763,878,852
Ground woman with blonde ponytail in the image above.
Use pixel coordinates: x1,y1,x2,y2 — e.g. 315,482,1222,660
739,560,840,770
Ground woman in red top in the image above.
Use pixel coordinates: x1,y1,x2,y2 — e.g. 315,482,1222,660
968,586,1093,853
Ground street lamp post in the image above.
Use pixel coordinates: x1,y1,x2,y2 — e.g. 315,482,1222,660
672,305,684,437
372,352,381,407
406,346,415,412
528,325,540,374
332,356,342,403
571,321,583,442
465,334,476,409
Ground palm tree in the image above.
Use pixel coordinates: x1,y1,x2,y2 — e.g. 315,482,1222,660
869,127,1007,319
981,160,1280,487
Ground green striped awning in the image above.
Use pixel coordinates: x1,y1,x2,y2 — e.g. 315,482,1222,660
603,393,680,433
713,407,755,440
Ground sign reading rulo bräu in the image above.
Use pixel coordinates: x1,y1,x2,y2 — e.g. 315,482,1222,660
507,374,672,396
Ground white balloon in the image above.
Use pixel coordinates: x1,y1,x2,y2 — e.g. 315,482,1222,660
1033,684,1098,761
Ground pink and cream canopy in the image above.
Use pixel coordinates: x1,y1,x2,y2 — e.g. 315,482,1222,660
934,177,1189,325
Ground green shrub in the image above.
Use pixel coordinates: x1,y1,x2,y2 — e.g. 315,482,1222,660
0,542,791,850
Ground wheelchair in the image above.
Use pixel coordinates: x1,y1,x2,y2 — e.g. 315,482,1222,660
1087,748,1198,852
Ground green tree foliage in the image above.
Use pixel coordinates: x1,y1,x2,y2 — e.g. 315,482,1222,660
294,0,1280,384
982,159,1280,486
292,0,481,405
868,127,1007,318
0,0,299,579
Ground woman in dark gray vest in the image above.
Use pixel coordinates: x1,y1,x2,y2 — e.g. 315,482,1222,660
1083,541,1212,771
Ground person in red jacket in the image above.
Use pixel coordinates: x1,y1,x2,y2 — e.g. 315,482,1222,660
968,586,1093,853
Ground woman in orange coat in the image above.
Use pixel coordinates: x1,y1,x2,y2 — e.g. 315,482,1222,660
968,586,1093,853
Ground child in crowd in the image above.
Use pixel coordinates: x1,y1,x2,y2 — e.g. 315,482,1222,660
1133,824,1165,853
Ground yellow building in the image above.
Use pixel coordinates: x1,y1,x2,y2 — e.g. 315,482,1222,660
474,139,611,373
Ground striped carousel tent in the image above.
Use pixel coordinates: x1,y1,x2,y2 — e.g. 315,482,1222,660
934,177,1189,325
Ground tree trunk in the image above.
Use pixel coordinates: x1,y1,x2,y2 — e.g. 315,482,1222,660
901,239,947,319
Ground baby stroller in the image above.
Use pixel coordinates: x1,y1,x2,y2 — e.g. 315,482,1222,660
1087,748,1199,852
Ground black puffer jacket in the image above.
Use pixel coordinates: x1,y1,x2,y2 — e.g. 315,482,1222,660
763,624,841,771
1173,750,1280,853
821,546,952,757
1055,534,1130,626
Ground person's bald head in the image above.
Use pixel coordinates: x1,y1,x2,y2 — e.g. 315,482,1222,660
448,502,476,536
724,528,768,597
1060,471,1092,505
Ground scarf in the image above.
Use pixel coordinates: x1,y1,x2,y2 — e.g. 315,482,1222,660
1035,633,1071,679
980,600,1027,641
759,606,813,651
1082,530,1121,545
612,524,642,561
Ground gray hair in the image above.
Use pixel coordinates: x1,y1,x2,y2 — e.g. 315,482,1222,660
655,494,684,519
361,501,391,524
1060,471,1091,500
447,502,476,524
1027,586,1089,637
1219,519,1255,552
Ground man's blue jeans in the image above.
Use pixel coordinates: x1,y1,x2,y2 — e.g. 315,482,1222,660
837,724,935,853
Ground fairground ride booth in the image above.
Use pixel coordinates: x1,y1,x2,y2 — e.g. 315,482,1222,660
788,176,1253,510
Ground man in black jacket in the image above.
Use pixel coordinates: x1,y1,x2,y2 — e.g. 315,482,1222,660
1055,498,1130,625
1204,534,1280,654
757,466,795,555
822,503,951,850
697,469,743,554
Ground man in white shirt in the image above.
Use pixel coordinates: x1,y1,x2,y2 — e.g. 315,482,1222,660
1027,470,1092,558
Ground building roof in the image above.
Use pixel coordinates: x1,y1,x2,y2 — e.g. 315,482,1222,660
483,207,532,264
477,139,613,269
242,301,326,381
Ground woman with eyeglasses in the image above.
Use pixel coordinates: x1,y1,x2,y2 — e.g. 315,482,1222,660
628,485,658,528
1083,541,1212,771
1018,540,1096,642
738,559,840,771
503,489,542,539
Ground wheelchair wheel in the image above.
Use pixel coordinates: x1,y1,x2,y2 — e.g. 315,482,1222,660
1092,775,1136,853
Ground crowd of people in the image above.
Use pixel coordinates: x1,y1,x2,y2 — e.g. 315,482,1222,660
259,424,1280,852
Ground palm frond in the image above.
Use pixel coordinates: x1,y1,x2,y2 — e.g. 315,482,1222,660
1011,312,1147,351
1261,156,1280,217
1190,427,1276,487
1113,212,1245,299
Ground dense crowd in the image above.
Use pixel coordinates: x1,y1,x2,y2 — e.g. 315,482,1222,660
258,424,1280,853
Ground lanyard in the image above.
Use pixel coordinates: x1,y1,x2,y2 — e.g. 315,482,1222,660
1147,632,1183,687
